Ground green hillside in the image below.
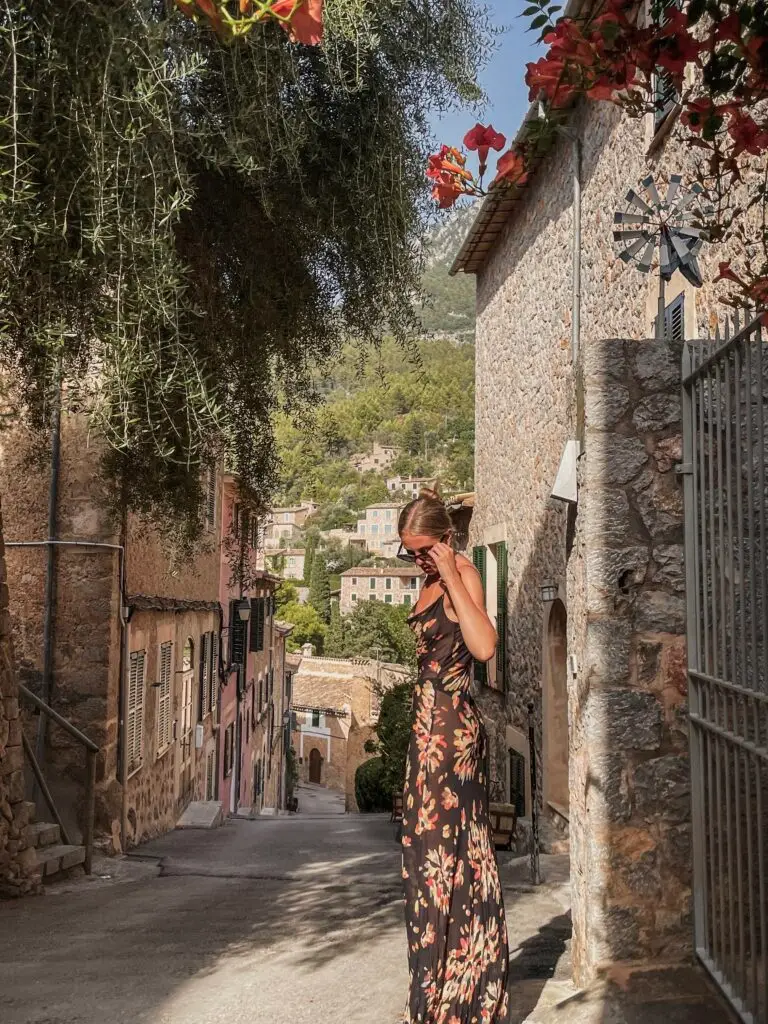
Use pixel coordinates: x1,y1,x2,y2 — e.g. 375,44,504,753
275,335,475,508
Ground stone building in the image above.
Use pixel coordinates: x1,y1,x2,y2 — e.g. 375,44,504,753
0,512,40,896
217,476,284,817
386,475,438,499
0,413,222,853
339,566,422,615
349,442,399,474
266,547,305,581
354,502,402,554
290,654,411,810
452,84,752,985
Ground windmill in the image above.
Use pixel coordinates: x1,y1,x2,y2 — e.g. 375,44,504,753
613,174,712,340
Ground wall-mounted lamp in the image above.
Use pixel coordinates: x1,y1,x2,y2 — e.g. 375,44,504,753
540,580,559,604
236,599,252,623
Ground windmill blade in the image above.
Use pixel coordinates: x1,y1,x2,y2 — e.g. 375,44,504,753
635,236,658,273
670,188,705,216
618,232,657,263
672,225,708,240
614,212,652,225
625,187,655,216
642,175,663,210
659,227,677,280
613,229,654,243
665,174,682,207
680,254,704,288
670,231,695,263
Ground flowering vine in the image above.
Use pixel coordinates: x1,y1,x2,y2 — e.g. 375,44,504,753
428,0,768,314
174,0,323,45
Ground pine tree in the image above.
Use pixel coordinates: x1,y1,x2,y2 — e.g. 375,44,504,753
326,599,344,656
309,555,331,623
303,537,316,587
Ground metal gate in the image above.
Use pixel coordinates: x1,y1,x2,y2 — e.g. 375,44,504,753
682,314,768,1024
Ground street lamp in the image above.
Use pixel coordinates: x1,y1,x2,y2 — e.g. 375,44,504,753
540,580,558,604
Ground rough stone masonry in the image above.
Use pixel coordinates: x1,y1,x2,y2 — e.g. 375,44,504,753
0,500,40,896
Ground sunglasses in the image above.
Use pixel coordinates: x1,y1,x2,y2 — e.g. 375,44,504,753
396,533,450,564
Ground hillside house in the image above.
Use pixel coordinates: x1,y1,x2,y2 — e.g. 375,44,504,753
349,442,399,474
266,548,305,581
355,502,402,555
290,654,410,809
454,58,766,1008
386,475,438,499
339,566,421,615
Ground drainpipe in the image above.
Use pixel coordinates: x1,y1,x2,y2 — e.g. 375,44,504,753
571,136,582,366
35,380,62,782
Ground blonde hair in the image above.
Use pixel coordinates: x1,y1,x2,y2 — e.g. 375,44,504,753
398,487,452,539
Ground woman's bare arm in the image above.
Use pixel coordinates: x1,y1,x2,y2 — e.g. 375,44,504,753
429,543,498,662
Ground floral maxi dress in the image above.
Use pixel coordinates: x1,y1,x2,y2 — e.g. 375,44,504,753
402,592,509,1024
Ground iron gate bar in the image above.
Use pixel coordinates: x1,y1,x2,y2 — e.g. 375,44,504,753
683,316,768,1024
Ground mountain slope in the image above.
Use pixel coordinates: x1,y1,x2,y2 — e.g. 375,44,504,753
418,206,477,339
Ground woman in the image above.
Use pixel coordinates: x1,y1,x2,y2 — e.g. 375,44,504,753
399,490,509,1024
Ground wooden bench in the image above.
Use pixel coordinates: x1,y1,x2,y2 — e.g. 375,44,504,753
489,802,517,851
391,791,404,823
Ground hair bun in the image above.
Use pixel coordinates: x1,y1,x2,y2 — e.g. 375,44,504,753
418,487,442,502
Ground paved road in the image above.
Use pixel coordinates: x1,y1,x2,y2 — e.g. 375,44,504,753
0,785,730,1024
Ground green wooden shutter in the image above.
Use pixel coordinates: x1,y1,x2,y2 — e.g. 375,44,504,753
472,546,487,686
230,602,246,665
250,598,265,652
496,541,508,690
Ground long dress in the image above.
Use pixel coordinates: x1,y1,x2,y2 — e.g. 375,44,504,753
402,591,509,1024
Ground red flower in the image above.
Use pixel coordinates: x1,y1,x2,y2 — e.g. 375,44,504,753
715,262,747,287
715,12,742,44
463,124,506,178
727,110,768,157
430,172,463,210
492,147,528,188
271,0,324,45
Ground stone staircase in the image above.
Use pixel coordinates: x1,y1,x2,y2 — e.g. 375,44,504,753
24,803,86,883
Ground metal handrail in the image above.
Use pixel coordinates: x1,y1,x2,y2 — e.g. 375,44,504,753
18,683,99,874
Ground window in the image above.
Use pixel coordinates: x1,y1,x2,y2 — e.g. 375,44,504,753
410,578,417,589
157,642,173,753
288,557,295,567
652,0,682,130
229,601,247,665
386,577,392,590
509,749,526,817
223,724,234,777
205,467,217,532
312,710,320,727
370,578,376,590
403,594,411,607
369,594,376,601
351,593,357,602
351,577,357,586
371,510,378,518
210,633,219,712
664,293,685,344
371,524,379,535
127,650,146,776
259,677,264,711
472,542,508,690
249,596,265,653
385,525,392,534
199,632,210,719
385,594,392,604
206,750,216,800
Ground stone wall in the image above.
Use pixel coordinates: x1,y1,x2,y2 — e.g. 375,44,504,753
569,337,690,983
0,509,40,897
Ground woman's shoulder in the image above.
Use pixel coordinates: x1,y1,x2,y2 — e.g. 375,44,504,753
455,552,477,573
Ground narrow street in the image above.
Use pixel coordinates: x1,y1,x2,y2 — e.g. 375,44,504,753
0,786,729,1024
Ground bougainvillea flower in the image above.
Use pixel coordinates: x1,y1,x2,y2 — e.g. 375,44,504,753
715,11,742,44
271,0,324,45
463,124,507,177
491,147,528,189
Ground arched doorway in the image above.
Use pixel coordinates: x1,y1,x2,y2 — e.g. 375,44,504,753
543,599,569,813
309,747,323,784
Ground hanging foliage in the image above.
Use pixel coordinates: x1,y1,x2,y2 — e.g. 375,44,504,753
0,0,491,554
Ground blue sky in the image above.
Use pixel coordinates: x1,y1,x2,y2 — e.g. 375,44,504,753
430,0,545,172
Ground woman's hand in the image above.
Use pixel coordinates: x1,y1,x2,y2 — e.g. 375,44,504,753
429,541,460,585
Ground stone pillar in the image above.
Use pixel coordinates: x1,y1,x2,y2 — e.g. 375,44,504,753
0,501,41,896
570,338,690,983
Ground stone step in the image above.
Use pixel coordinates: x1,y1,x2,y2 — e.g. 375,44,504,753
35,843,86,877
177,800,224,830
26,821,61,849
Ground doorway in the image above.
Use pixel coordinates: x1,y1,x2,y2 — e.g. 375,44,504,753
542,600,569,814
309,747,322,784
177,638,194,806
